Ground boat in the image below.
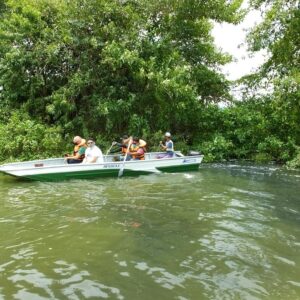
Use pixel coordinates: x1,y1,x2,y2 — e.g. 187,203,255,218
0,151,203,181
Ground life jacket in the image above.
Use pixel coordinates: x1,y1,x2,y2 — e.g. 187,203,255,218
122,139,146,156
130,143,145,160
73,139,87,160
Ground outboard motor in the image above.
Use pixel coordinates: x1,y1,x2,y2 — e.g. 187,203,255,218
188,150,201,156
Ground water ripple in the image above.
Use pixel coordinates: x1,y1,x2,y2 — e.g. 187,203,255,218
0,164,300,299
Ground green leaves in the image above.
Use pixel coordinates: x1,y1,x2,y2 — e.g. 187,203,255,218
0,111,66,161
0,0,298,167
241,0,300,166
0,0,243,138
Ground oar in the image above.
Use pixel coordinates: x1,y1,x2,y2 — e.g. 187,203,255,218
106,142,115,155
118,139,132,177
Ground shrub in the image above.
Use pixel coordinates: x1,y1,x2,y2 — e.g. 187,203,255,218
253,152,273,163
0,111,66,162
287,148,300,169
257,136,297,162
200,134,233,162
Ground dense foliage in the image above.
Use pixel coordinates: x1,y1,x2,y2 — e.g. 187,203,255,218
244,0,300,167
198,98,298,163
0,0,299,167
0,110,65,161
0,0,240,132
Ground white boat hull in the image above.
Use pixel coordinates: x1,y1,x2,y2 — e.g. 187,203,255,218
0,152,203,181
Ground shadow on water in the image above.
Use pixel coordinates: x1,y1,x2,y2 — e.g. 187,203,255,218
0,164,300,299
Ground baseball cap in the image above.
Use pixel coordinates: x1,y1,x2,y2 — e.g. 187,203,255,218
165,132,171,137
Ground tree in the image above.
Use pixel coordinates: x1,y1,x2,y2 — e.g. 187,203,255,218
246,0,300,145
0,0,244,141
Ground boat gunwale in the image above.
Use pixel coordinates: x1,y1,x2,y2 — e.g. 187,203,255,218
0,151,185,166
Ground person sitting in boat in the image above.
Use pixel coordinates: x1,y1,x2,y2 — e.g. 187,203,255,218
110,135,131,161
129,137,146,160
111,135,147,161
157,132,174,158
82,138,104,163
121,136,147,150
65,136,87,164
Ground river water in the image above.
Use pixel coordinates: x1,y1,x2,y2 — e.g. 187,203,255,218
0,163,299,300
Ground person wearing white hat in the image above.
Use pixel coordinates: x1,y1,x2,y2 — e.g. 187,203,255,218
159,132,174,158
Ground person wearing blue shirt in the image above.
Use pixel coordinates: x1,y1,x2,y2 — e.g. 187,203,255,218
159,132,174,158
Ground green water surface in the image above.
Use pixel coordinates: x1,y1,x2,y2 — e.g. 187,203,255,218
0,163,299,299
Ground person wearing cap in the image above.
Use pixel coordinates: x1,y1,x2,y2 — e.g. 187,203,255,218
159,132,174,158
65,136,87,164
82,138,104,163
